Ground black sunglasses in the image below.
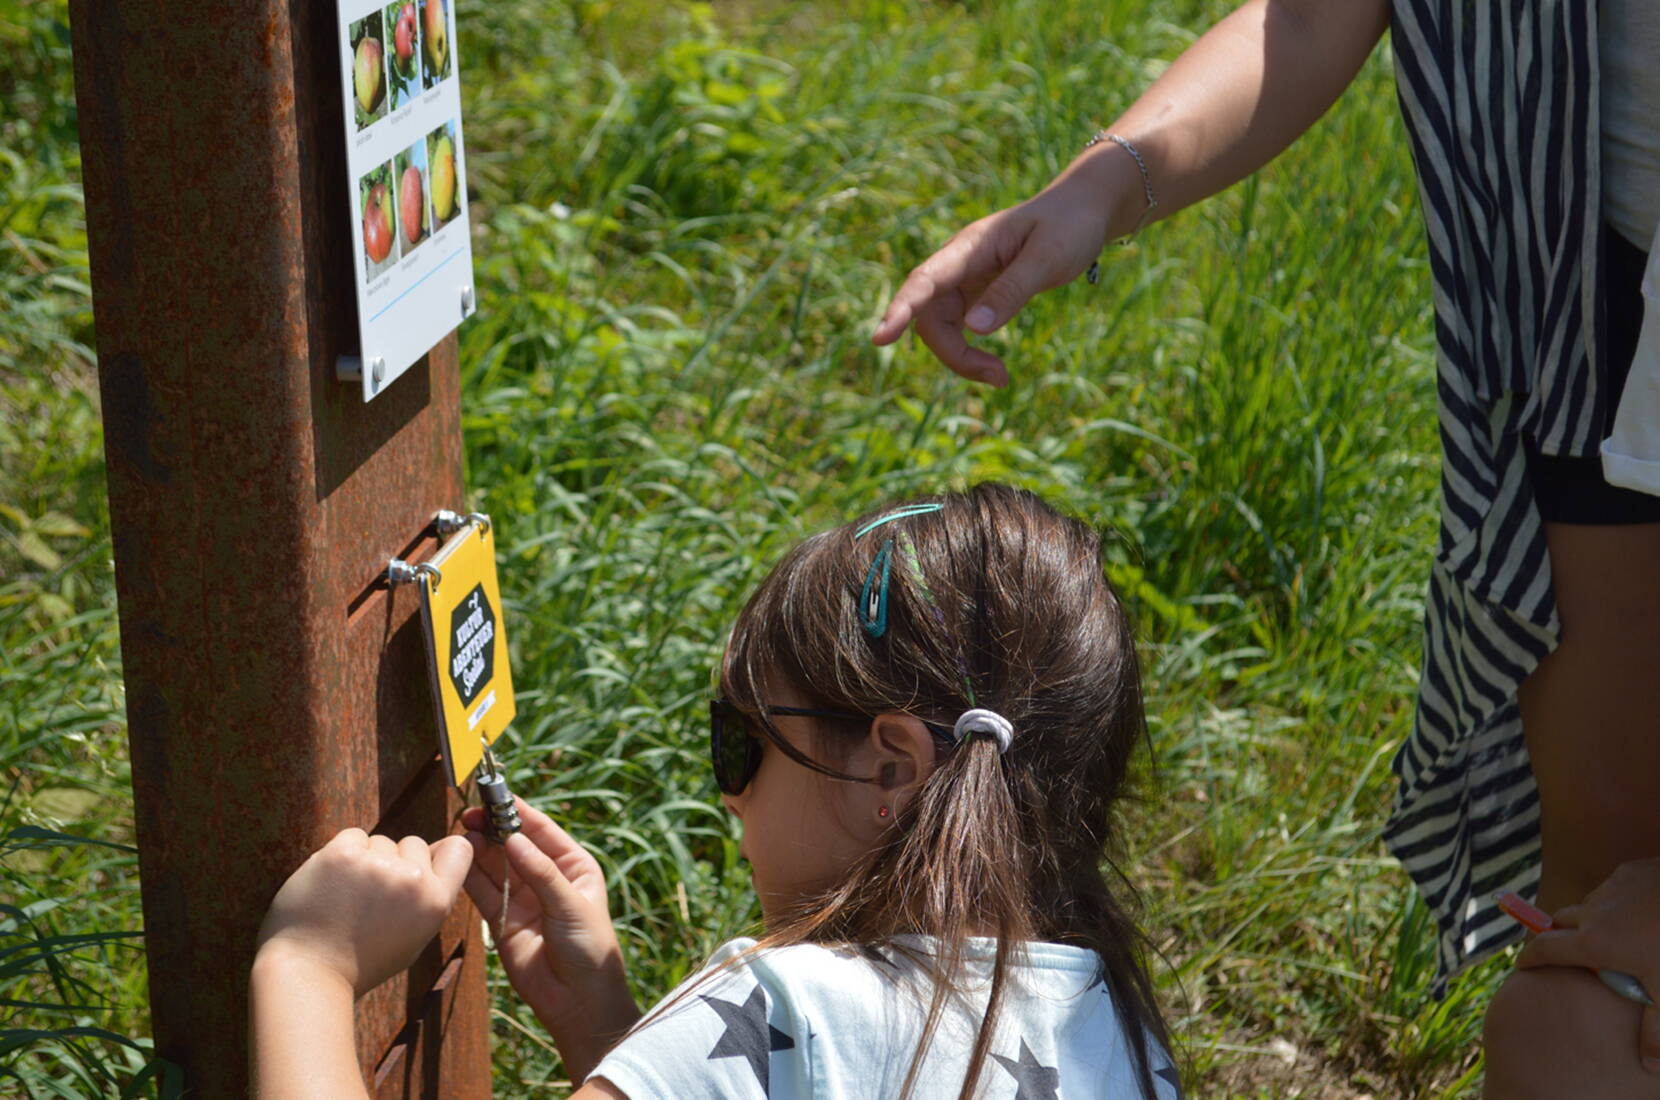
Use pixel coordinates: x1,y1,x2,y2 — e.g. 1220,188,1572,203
708,697,956,796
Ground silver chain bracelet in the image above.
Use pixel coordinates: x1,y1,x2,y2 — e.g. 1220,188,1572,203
1083,131,1158,284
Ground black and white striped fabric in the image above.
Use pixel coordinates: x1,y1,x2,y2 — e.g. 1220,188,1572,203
1383,0,1607,987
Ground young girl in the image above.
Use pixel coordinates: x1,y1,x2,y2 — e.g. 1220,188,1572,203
251,484,1181,1098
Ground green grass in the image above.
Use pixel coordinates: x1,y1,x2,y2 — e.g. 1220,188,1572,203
3,0,1509,1095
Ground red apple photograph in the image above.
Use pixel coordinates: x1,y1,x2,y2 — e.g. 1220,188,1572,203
383,0,420,112
358,160,398,281
393,142,428,255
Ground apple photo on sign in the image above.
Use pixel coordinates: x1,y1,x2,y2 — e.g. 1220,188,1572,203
384,0,420,111
349,12,388,130
394,141,429,255
359,161,399,281
425,121,462,234
419,0,451,88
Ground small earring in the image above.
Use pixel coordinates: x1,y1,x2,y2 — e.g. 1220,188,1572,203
878,805,890,819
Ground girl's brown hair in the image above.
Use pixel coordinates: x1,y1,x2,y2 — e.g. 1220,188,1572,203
719,482,1170,1099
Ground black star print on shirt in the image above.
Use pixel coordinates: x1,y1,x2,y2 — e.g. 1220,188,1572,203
990,1038,1060,1100
700,984,796,1095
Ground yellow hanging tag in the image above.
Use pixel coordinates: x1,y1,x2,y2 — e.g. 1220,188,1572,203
415,517,516,787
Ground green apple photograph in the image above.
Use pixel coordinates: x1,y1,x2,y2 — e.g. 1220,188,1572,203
419,0,451,89
425,121,460,234
348,12,387,130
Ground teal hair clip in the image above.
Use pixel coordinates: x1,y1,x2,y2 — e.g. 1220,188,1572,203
855,503,942,640
854,502,943,540
860,538,894,638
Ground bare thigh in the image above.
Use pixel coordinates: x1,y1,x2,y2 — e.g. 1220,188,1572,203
1520,522,1660,912
1483,967,1660,1099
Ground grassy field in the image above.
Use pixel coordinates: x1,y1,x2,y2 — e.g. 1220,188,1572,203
2,0,1506,1095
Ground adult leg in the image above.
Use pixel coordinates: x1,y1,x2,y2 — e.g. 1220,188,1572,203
1483,967,1660,1099
1519,521,1660,913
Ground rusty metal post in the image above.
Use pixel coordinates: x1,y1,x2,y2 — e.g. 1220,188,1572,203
67,0,490,1095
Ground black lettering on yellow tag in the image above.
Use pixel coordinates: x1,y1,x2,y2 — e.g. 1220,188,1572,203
416,520,516,786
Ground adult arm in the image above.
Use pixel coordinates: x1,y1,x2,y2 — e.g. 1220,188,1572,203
871,0,1392,384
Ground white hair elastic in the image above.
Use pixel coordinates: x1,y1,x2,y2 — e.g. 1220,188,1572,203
954,708,1014,753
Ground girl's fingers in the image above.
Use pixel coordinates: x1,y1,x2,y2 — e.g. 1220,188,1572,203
512,799,598,875
397,834,430,867
463,846,504,915
429,835,474,896
503,831,585,919
368,833,400,861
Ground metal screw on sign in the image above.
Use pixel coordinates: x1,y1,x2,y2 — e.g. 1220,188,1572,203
387,558,441,590
435,510,491,538
370,356,386,388
460,286,475,317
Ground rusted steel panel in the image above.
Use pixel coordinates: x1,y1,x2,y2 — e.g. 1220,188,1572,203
66,0,490,1094
371,915,489,1100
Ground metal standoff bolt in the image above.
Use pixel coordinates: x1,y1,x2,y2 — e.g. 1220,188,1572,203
477,741,521,843
386,558,441,589
370,356,386,386
435,510,491,537
460,286,475,316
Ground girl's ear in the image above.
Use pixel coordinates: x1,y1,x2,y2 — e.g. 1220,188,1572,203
866,713,940,803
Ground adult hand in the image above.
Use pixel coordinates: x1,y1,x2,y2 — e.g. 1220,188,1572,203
1518,857,1660,1070
870,162,1125,387
462,799,639,1079
255,828,473,998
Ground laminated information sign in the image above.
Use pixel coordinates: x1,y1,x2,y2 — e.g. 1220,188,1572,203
416,519,515,786
337,0,475,401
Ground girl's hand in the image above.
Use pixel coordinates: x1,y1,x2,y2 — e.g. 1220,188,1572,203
870,158,1130,387
462,799,640,1080
255,828,474,997
1518,858,1660,1067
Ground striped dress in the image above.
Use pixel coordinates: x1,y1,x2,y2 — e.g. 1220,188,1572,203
1381,0,1607,986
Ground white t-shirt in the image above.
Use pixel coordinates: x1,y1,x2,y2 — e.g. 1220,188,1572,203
588,937,1181,1099
1601,222,1660,496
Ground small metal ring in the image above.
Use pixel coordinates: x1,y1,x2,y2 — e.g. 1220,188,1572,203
413,562,442,590
464,512,490,534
